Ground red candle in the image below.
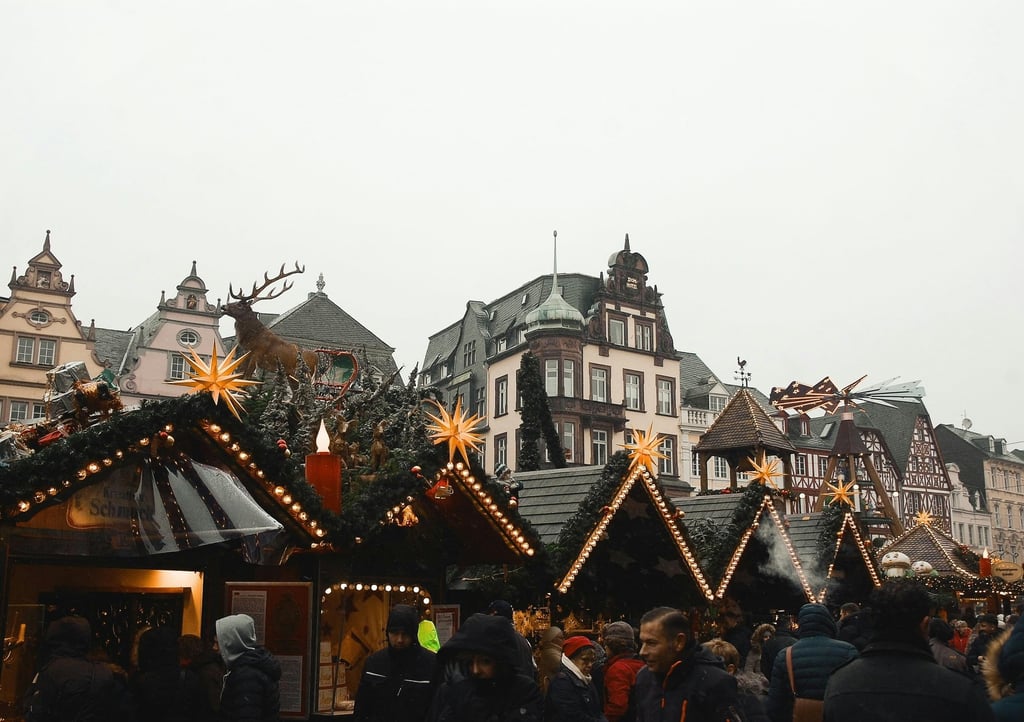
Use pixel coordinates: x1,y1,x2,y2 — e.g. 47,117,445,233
306,420,341,513
979,554,992,578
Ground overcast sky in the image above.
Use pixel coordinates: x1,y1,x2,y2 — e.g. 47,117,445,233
3,2,1021,448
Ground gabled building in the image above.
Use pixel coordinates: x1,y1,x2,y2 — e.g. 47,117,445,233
785,400,953,535
228,274,399,384
936,423,1023,561
95,261,227,405
421,235,684,492
0,231,104,422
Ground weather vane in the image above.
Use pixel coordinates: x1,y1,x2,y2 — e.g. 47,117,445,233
734,357,751,388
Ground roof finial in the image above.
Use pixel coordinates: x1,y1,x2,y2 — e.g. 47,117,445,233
734,356,751,388
316,273,325,293
624,232,630,252
43,229,51,252
552,230,558,292
190,260,198,276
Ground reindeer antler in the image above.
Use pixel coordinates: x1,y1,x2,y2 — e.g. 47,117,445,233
229,262,305,303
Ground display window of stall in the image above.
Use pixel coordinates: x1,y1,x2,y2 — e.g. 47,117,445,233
315,579,437,716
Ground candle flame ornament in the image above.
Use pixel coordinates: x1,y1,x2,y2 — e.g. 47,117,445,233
305,419,341,513
171,346,260,420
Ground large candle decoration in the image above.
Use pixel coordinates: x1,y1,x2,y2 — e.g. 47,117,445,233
979,547,992,578
306,420,341,513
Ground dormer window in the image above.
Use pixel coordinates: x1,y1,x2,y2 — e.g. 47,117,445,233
709,395,727,412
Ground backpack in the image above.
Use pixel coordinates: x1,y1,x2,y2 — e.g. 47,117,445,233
785,646,824,722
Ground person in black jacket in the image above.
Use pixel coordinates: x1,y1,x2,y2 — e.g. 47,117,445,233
835,603,872,652
179,633,226,722
25,615,133,722
129,627,206,722
215,613,281,722
822,579,994,722
633,606,739,722
427,613,542,722
545,635,605,722
759,615,797,682
354,604,436,722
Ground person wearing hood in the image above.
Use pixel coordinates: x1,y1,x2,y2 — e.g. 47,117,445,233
985,619,1024,721
427,613,542,721
822,579,994,722
25,615,133,722
546,636,605,721
129,626,206,722
535,626,565,696
215,613,281,722
766,603,857,722
354,603,436,722
633,606,739,722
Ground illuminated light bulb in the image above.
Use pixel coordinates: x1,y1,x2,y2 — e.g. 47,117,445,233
76,470,88,480
291,503,301,513
299,512,308,521
103,458,113,467
47,487,57,496
472,483,481,491
62,480,71,488
399,586,406,592
87,462,100,473
385,585,392,592
412,586,420,593
309,520,317,528
446,462,454,471
315,528,325,537
238,452,249,461
422,597,431,605
33,491,45,503
256,470,265,479
325,587,332,595
230,443,240,452
370,584,378,591
209,424,221,434
274,487,285,496
17,501,30,512
115,449,124,459
282,495,292,505
355,583,363,591
455,462,464,471
248,462,257,470
220,432,231,442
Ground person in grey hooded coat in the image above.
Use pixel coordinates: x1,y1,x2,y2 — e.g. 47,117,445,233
215,613,281,722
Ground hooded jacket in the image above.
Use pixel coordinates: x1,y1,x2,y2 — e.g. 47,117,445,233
985,623,1024,722
215,614,281,722
354,605,436,722
427,613,542,722
129,627,206,722
766,603,857,722
26,616,130,722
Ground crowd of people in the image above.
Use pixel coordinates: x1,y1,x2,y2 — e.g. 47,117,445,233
23,612,279,722
352,581,1024,722
18,580,1024,721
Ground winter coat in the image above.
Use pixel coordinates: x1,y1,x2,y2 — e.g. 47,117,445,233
822,638,994,722
186,649,226,721
633,643,739,722
545,661,605,722
25,616,132,722
354,606,436,722
984,623,1024,722
216,614,281,722
835,610,872,651
966,629,998,673
129,627,207,722
601,653,643,722
927,638,969,676
760,629,797,681
428,614,543,722
766,603,857,722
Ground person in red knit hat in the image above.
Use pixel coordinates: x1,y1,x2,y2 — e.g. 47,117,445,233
546,636,605,721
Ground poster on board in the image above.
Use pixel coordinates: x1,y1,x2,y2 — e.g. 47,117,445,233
226,581,312,719
432,604,460,646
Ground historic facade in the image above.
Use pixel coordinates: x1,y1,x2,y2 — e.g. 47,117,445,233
0,231,104,423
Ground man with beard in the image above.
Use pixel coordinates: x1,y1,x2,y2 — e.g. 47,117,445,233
354,604,437,722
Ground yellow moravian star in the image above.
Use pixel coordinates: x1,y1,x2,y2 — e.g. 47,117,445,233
825,479,857,507
621,425,668,477
171,346,260,420
746,451,782,489
425,397,485,466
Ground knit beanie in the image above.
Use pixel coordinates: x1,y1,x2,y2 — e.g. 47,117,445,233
602,622,636,646
562,636,594,659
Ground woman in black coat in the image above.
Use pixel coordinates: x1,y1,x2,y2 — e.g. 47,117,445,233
129,627,207,722
545,636,605,722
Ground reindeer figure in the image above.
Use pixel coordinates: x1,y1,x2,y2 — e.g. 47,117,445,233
222,263,320,378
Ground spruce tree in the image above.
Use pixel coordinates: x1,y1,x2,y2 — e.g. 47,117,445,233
517,352,566,471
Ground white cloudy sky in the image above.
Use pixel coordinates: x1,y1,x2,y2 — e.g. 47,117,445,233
3,2,1022,447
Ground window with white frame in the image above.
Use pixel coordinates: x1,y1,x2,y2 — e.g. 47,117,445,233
795,454,807,476
563,360,575,398
691,452,700,477
658,437,675,476
178,330,201,347
969,526,974,544
609,318,626,346
714,456,729,479
592,429,608,466
16,337,35,364
9,401,29,422
495,337,507,353
495,434,508,469
37,339,56,367
591,366,608,403
709,395,727,412
818,457,829,476
545,359,559,396
656,377,674,415
474,387,486,419
169,353,189,380
562,421,575,462
29,309,50,325
624,372,642,410
462,340,476,367
495,376,508,416
635,322,653,351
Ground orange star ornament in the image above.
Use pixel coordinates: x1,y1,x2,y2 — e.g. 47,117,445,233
425,397,485,466
170,346,260,420
621,425,669,477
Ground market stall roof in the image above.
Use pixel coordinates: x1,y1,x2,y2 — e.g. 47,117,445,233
881,520,977,577
674,488,815,602
515,465,606,545
787,511,882,602
694,389,796,455
0,394,324,560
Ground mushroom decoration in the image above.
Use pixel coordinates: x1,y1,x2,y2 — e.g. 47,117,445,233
911,560,934,576
881,551,912,578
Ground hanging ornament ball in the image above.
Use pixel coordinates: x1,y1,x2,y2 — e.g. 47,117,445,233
277,439,288,448
159,430,168,439
283,449,291,458
509,497,519,508
165,435,175,447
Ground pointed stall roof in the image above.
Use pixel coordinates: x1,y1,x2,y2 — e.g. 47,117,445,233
695,389,795,454
787,511,881,602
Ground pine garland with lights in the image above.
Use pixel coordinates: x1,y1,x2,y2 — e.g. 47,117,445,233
516,352,565,471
